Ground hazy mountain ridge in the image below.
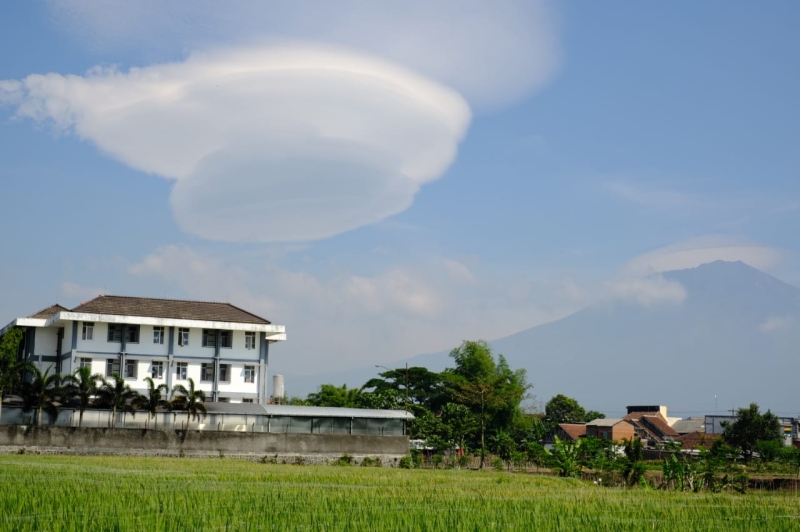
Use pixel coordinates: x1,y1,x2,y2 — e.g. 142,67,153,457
283,261,800,416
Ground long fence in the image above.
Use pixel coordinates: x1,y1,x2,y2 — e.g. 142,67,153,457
0,406,406,436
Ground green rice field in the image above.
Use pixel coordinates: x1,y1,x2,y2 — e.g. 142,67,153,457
0,455,798,531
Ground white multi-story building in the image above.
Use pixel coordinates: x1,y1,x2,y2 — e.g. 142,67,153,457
0,295,286,403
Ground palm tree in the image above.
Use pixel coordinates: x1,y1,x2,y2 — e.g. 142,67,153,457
171,378,207,425
136,377,169,425
98,373,138,428
61,365,102,428
19,363,61,426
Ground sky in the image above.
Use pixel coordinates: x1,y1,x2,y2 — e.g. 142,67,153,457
1,1,799,382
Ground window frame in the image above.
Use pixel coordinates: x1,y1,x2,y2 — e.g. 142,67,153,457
176,362,188,380
79,357,92,370
107,324,123,343
82,322,94,341
201,329,215,348
219,330,232,349
151,361,164,379
124,359,138,379
153,326,165,345
243,365,255,383
201,363,215,382
244,331,256,350
219,364,230,383
178,328,190,347
106,358,120,377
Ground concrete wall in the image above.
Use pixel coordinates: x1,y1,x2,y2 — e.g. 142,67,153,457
0,425,409,457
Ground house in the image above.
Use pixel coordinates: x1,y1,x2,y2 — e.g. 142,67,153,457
543,423,586,449
624,411,680,447
0,295,286,403
585,418,634,442
670,417,706,436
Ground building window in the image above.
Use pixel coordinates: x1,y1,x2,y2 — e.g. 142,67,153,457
178,328,190,346
79,357,92,370
218,397,231,403
202,329,215,348
201,363,215,382
151,361,164,379
176,362,187,380
107,324,123,343
602,431,609,440
242,398,254,403
244,366,255,383
124,359,138,379
82,322,94,340
153,326,165,344
220,330,232,349
107,324,140,343
106,358,120,377
219,364,230,383
245,332,256,350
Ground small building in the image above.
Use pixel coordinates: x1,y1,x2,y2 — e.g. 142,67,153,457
670,417,706,436
543,423,586,449
586,418,634,442
624,412,679,447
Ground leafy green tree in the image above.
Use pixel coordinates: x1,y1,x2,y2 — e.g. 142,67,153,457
620,437,646,486
306,384,364,408
98,373,139,428
0,327,23,421
489,430,515,464
61,365,103,427
363,367,449,412
446,340,530,469
171,378,207,424
136,377,170,420
544,394,587,430
20,364,61,426
722,403,782,461
585,410,606,422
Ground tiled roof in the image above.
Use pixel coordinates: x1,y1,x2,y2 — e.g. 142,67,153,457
558,423,587,440
71,295,271,325
27,304,69,319
640,415,680,438
676,431,718,450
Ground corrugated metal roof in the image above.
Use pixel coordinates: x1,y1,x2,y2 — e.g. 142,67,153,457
203,402,414,419
588,418,625,427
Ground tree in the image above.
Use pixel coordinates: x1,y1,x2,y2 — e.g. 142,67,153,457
363,367,449,412
171,378,207,424
98,373,139,428
585,410,606,422
446,340,530,469
722,403,782,461
0,327,23,422
306,384,364,408
545,394,586,430
19,364,61,426
61,365,103,427
547,436,581,477
136,377,170,422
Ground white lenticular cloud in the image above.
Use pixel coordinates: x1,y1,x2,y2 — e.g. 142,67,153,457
1,45,471,242
47,0,561,110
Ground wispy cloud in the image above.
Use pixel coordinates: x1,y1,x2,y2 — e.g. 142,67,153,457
760,316,795,333
606,181,695,211
127,245,584,373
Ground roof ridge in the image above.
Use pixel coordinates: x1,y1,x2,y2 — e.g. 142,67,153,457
74,294,241,308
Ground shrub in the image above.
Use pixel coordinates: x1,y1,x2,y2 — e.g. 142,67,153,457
361,456,381,467
334,454,354,466
398,455,414,469
492,457,504,472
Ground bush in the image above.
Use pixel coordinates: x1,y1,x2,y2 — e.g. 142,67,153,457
334,454,354,466
492,457,504,472
361,456,381,467
399,455,414,469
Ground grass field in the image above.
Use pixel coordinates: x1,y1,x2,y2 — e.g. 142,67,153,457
1,455,799,531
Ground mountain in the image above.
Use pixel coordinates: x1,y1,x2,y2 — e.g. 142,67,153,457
283,261,800,416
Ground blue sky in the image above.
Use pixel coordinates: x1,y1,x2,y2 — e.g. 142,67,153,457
1,1,798,377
